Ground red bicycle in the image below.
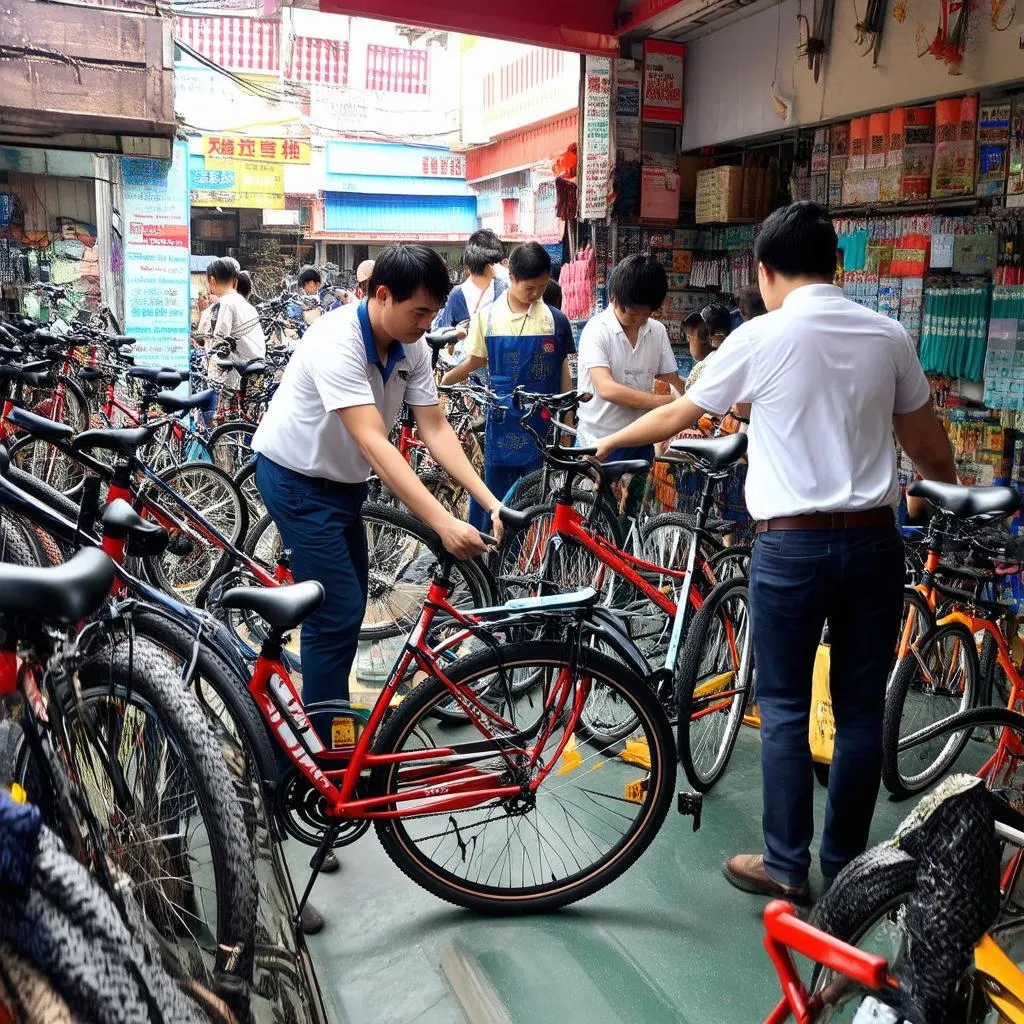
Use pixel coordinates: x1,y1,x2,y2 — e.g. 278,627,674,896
217,521,679,918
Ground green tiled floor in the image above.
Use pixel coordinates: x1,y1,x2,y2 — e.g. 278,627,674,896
286,726,919,1024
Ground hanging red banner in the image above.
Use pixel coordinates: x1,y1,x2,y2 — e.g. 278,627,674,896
642,39,685,125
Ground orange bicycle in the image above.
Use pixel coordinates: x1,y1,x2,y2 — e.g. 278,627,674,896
882,479,1024,800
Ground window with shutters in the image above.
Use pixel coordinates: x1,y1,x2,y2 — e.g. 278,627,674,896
365,44,428,95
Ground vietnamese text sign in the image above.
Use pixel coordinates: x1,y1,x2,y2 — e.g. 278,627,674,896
642,40,684,125
191,159,285,209
121,142,191,375
580,56,611,222
202,134,310,164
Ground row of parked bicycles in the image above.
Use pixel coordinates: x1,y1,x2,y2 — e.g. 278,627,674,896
2,291,1024,1022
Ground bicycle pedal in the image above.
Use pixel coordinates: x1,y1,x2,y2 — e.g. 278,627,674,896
677,790,703,831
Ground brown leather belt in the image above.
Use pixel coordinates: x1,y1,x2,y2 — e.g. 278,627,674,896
755,508,895,534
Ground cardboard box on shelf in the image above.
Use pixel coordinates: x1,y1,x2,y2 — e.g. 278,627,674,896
695,165,743,223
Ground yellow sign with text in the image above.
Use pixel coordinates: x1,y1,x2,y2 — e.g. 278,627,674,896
192,159,285,210
202,135,310,165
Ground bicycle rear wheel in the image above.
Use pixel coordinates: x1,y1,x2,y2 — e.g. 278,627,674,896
370,640,675,913
882,622,979,799
676,577,754,792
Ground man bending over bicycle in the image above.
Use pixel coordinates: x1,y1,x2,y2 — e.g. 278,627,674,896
252,244,504,715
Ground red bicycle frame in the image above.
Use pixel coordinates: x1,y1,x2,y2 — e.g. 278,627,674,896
249,577,588,821
763,901,898,1024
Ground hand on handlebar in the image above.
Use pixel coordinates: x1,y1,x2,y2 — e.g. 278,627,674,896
593,437,615,463
437,517,490,560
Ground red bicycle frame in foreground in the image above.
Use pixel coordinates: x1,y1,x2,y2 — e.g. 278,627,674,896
763,900,898,1024
248,574,587,821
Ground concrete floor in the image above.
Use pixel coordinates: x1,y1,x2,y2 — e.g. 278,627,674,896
285,724,922,1024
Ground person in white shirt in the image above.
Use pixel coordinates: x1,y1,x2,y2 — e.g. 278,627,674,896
576,255,685,462
203,258,266,391
595,202,956,904
252,244,502,712
432,229,507,332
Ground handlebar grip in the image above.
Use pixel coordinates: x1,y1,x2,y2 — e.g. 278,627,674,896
478,532,498,546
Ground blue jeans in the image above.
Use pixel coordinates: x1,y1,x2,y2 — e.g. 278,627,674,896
469,457,542,532
254,454,368,705
749,525,904,886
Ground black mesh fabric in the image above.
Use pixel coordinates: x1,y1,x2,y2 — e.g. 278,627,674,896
898,780,1001,1022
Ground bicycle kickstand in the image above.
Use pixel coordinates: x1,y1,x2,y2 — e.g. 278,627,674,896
294,824,341,933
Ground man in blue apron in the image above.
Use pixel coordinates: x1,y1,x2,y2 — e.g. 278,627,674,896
441,242,575,531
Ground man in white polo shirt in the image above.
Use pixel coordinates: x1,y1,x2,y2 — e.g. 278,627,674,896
576,254,685,461
594,202,957,903
253,244,503,712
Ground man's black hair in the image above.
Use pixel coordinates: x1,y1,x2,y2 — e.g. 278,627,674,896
701,303,733,337
608,254,668,310
737,284,766,320
754,201,838,280
508,241,551,281
236,270,252,300
368,244,452,306
297,265,322,288
465,229,504,275
543,280,562,310
206,258,238,286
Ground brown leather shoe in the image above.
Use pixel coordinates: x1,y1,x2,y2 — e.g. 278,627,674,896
722,854,810,904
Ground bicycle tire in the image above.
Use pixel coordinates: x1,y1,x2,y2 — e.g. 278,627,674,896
139,461,247,605
232,457,264,523
361,502,493,641
209,421,258,476
126,607,279,817
491,493,624,603
370,640,675,913
0,511,45,567
1,825,221,1024
7,432,87,498
882,622,979,800
72,638,257,991
807,844,917,989
676,577,754,792
707,544,751,582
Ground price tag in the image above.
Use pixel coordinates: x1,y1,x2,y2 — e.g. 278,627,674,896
331,716,356,750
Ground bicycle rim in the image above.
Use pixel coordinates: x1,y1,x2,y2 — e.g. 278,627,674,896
371,641,674,911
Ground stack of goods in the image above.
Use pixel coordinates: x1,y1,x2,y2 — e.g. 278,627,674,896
932,95,979,199
695,166,743,224
918,277,991,379
982,286,1024,411
560,244,597,321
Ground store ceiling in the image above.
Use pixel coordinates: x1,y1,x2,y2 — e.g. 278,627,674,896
317,0,620,55
617,0,776,46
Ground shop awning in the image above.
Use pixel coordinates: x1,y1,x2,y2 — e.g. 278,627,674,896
317,0,620,56
465,112,578,183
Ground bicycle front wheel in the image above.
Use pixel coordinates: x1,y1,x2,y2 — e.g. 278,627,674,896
882,622,979,799
67,639,257,997
676,577,754,792
370,640,675,913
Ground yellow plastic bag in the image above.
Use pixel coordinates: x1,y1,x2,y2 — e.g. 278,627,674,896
809,643,835,765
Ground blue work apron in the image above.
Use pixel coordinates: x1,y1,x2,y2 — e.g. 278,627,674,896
484,303,563,468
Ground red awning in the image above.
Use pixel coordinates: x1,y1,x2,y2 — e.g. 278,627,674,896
465,111,578,183
317,0,619,56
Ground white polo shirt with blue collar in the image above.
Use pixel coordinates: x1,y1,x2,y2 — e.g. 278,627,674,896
252,300,437,484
